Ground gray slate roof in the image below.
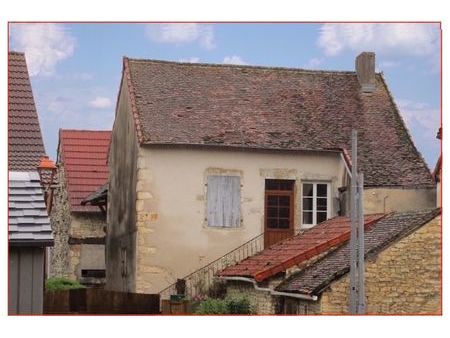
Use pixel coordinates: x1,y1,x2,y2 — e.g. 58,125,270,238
276,209,441,296
9,171,53,246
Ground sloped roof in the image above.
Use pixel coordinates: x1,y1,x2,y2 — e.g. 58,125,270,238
123,58,433,188
8,51,46,171
276,209,441,296
218,214,385,282
9,171,53,246
58,129,111,212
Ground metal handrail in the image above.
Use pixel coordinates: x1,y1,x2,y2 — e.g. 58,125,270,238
159,232,265,300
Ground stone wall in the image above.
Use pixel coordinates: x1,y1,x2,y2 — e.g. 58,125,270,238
320,215,441,314
49,164,72,278
226,281,279,314
49,163,106,282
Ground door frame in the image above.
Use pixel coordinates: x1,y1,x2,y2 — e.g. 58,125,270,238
264,180,295,248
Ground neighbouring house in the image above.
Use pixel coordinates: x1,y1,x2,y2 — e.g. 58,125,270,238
433,127,442,207
219,209,441,315
50,129,111,286
106,52,435,296
8,51,54,314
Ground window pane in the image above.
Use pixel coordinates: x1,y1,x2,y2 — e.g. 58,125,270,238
279,207,289,218
268,207,278,217
265,180,279,190
279,219,289,229
303,184,313,197
302,197,313,211
279,180,294,191
279,196,290,206
317,184,328,197
267,195,278,206
317,198,327,211
207,175,241,227
317,212,327,223
303,212,313,224
268,218,278,229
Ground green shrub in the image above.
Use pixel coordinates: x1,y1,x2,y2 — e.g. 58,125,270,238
195,298,228,314
226,296,252,314
195,295,253,315
45,277,86,291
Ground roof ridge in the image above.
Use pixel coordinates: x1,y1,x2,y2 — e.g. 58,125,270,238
9,51,25,55
125,56,362,75
60,128,111,133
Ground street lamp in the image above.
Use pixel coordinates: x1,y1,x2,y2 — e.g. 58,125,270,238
37,156,57,213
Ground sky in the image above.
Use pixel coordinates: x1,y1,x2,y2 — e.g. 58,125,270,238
8,22,441,167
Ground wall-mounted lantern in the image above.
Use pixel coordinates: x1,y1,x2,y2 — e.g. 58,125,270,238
37,156,57,213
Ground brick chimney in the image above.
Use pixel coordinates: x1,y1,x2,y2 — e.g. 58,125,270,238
355,52,376,93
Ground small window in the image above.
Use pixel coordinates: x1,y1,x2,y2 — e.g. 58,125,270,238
207,175,241,227
81,269,106,278
302,182,330,227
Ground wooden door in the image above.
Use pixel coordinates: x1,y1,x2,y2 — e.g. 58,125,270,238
264,180,295,248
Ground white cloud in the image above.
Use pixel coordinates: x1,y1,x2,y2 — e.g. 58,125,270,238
222,55,248,65
179,57,200,63
397,99,440,133
72,72,94,81
89,96,112,109
317,23,440,58
10,23,76,76
145,24,215,49
304,57,323,69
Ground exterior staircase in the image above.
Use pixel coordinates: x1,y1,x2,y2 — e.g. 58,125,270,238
159,233,264,301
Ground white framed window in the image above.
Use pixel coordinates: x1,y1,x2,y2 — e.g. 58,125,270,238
206,175,241,227
302,182,330,228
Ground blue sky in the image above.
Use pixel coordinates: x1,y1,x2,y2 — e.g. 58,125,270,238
9,22,441,167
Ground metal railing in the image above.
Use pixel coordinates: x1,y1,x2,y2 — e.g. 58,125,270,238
159,232,265,301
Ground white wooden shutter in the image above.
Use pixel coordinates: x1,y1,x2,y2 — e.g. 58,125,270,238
207,175,241,227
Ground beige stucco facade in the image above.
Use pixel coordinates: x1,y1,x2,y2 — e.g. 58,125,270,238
363,187,436,214
134,146,347,293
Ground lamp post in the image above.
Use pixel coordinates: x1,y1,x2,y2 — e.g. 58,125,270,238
37,156,57,213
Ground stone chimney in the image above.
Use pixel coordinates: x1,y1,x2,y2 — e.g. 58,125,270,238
355,52,376,93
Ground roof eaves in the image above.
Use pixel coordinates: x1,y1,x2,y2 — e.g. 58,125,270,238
123,56,144,144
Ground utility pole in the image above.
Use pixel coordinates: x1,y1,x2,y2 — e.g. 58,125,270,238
349,129,366,314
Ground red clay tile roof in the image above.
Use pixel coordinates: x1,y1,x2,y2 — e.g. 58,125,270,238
8,51,46,170
124,58,434,188
58,129,111,212
276,209,441,296
218,214,385,282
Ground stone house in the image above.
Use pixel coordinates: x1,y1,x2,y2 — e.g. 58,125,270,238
8,51,54,314
106,51,435,295
50,129,111,286
220,209,441,315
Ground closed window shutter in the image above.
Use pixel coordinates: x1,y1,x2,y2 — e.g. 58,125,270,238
207,176,241,227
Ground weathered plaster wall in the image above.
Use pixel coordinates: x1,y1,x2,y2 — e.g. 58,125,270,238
135,147,345,293
320,215,441,314
364,187,436,214
106,76,138,292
